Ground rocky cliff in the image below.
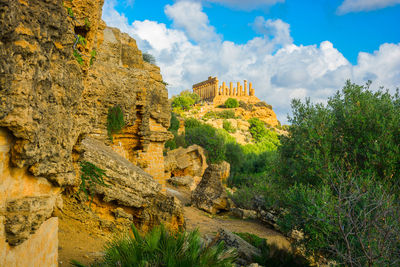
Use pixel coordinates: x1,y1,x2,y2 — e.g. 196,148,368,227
0,0,180,265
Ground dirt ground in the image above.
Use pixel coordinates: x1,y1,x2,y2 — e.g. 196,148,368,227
58,186,290,266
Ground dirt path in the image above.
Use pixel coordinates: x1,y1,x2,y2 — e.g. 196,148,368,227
58,187,291,266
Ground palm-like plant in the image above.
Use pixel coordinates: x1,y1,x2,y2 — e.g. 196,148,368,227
72,224,236,267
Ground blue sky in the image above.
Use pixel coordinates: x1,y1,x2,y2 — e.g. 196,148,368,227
103,0,400,123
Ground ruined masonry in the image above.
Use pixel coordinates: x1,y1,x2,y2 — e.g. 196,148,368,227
192,76,261,105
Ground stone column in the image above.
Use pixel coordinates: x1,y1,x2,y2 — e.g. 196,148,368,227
249,82,255,96
237,82,240,96
233,87,236,96
222,82,226,95
244,80,248,96
229,82,233,96
214,78,218,98
240,85,243,96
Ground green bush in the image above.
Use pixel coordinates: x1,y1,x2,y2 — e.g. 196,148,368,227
248,118,268,142
107,105,125,142
279,80,400,188
279,173,400,266
277,81,400,265
224,98,239,108
172,95,195,111
169,112,180,132
234,232,310,267
239,100,253,111
185,122,226,164
254,101,272,109
72,224,236,267
78,161,109,206
223,120,236,133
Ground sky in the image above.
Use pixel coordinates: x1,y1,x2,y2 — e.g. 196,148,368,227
102,0,400,123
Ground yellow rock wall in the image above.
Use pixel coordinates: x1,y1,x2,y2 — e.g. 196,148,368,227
0,128,60,267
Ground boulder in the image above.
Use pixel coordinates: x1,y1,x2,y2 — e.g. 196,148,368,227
79,137,185,231
191,162,231,214
168,176,194,188
214,228,261,264
165,145,208,187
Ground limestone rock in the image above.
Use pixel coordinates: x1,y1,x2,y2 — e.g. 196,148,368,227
5,196,56,246
191,163,230,214
79,137,184,230
165,145,208,181
215,228,261,264
168,176,194,188
235,106,279,127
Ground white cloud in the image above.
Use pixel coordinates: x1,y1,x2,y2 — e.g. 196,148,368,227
337,0,400,14
203,0,284,10
102,0,400,124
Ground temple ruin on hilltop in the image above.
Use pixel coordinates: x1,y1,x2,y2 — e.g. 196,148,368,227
192,76,260,105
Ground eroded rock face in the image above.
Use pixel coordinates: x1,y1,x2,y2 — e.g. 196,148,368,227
191,162,231,214
0,0,178,258
78,137,184,230
165,145,208,183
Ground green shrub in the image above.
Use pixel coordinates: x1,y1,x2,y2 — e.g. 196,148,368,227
234,232,310,267
248,118,268,142
279,173,400,266
73,224,236,267
223,120,236,133
254,101,272,109
172,95,195,111
169,112,180,132
78,161,109,206
225,98,239,108
184,117,202,129
279,80,400,188
142,52,156,64
277,81,400,265
186,123,226,164
239,100,253,111
107,105,125,142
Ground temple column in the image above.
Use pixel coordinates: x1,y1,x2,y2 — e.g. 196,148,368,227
222,82,226,95
240,85,243,96
229,82,233,96
244,80,248,96
237,82,240,96
233,87,236,96
214,78,219,98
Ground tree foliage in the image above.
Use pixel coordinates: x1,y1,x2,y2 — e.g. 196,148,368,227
224,98,239,108
277,81,400,265
279,80,400,188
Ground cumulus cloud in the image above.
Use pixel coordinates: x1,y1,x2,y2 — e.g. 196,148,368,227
165,1,219,43
102,0,400,123
202,0,284,10
337,0,400,14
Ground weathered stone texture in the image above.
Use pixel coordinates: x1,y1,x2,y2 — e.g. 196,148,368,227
1,217,58,267
0,0,177,265
78,137,184,230
165,145,208,181
191,162,231,214
0,128,59,265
